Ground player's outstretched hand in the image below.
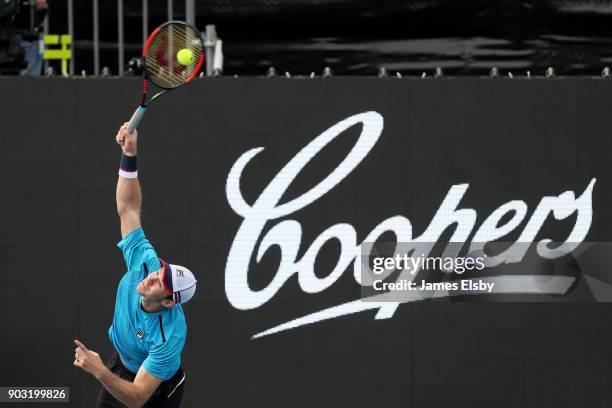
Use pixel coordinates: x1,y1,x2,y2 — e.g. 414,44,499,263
73,339,106,379
116,122,138,157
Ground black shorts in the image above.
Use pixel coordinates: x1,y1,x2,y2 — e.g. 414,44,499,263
96,352,185,408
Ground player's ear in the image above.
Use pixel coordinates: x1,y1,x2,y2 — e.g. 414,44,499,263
161,298,176,309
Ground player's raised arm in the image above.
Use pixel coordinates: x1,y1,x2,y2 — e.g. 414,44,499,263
115,123,142,238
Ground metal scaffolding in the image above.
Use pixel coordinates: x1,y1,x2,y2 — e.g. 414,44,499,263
57,0,202,76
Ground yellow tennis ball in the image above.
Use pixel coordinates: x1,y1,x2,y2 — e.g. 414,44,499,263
177,48,194,65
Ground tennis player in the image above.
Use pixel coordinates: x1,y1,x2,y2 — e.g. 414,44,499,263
73,123,197,408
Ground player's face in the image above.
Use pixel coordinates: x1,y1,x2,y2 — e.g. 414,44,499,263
137,269,170,301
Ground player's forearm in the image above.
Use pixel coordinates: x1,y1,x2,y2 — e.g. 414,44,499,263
116,176,142,214
96,366,147,408
115,123,140,214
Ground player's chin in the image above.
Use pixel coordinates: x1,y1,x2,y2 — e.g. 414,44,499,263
136,281,146,295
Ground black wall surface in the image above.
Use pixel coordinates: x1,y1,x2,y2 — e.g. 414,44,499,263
1,78,612,407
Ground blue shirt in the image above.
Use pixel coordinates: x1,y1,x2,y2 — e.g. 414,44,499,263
108,228,186,381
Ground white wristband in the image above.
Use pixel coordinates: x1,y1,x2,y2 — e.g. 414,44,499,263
118,169,138,179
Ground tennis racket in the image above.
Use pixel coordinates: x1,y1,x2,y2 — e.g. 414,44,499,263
119,20,205,145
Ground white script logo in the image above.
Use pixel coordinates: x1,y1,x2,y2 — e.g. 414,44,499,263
225,111,595,338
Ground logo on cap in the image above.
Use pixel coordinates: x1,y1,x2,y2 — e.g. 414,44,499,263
176,269,184,277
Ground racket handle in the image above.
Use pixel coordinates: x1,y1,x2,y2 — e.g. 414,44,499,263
119,106,146,146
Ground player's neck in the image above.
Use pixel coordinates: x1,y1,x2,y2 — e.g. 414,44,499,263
140,297,163,313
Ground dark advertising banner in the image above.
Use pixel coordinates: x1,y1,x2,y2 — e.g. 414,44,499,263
1,78,612,407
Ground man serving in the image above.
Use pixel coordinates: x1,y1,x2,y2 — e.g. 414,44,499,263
73,123,197,408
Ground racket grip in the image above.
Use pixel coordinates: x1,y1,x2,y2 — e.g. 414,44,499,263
120,106,146,146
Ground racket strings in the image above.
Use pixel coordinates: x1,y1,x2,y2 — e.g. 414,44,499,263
145,24,203,89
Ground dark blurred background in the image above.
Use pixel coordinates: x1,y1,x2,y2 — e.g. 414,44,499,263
4,0,612,76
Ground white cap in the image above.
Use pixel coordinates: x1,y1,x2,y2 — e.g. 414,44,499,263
159,258,197,305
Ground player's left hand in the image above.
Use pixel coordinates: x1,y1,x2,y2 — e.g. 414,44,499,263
73,339,105,378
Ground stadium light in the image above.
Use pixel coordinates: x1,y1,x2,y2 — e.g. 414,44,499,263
266,66,277,77
212,39,223,76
